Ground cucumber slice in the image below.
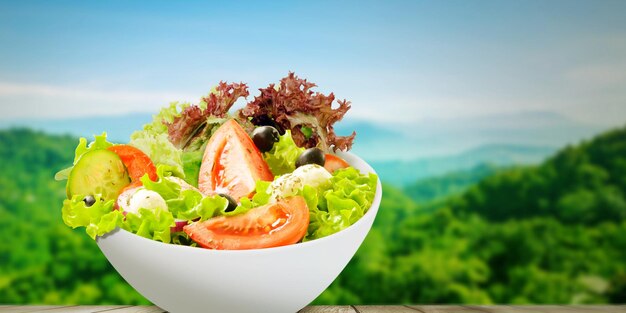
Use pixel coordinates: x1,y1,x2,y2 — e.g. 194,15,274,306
67,149,131,201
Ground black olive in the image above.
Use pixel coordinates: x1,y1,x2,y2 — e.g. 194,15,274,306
83,195,96,207
296,148,326,168
218,193,238,212
252,126,280,152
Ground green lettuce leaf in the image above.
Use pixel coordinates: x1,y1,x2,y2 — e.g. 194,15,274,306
171,231,197,247
130,131,184,177
129,101,189,178
168,190,228,222
141,164,249,222
140,165,182,200
181,149,204,187
74,132,114,163
235,180,272,215
123,207,175,243
61,195,124,240
143,101,190,135
304,167,378,241
263,131,305,176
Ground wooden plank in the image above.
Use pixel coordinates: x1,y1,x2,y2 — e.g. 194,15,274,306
101,306,167,313
409,305,488,313
470,305,626,313
2,305,626,313
299,306,357,313
355,306,424,313
0,305,129,313
0,306,164,313
495,305,621,313
470,305,553,313
0,306,77,313
562,305,626,312
50,305,132,313
26,306,132,313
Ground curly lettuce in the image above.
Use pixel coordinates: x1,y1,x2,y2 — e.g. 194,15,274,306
166,82,248,151
61,196,124,239
237,72,355,152
263,131,305,176
130,131,184,178
62,194,176,243
303,167,378,241
123,208,175,243
140,164,251,222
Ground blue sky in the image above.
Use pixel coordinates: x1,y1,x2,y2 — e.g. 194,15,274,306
1,0,625,126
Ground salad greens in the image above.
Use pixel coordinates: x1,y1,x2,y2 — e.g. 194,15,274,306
305,167,377,240
58,73,379,248
62,195,123,239
263,131,305,176
129,102,188,178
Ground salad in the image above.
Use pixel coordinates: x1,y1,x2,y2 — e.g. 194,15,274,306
57,73,378,250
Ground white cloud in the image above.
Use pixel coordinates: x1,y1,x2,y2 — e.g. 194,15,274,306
0,82,196,119
565,62,626,88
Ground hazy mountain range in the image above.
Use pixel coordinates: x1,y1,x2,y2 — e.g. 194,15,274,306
0,110,607,185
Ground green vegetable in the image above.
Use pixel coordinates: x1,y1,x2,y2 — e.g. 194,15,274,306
130,131,184,178
303,167,378,241
140,165,182,200
67,149,131,201
62,193,176,243
74,132,114,163
181,149,204,187
128,101,190,178
237,180,272,213
55,132,114,181
142,101,190,135
140,164,248,222
123,208,175,243
263,131,305,176
61,195,124,240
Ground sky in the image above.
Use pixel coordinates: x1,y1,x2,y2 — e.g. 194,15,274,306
0,0,625,126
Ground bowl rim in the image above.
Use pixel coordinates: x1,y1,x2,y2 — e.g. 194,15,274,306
97,151,382,254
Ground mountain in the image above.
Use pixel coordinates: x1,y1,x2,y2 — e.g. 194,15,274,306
453,124,626,223
0,110,607,186
371,144,556,185
404,163,500,203
0,112,153,143
0,129,149,304
2,126,626,305
385,110,604,160
320,124,626,305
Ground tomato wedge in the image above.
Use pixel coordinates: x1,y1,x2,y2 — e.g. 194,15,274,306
107,145,158,182
183,196,309,250
198,119,273,200
324,154,350,173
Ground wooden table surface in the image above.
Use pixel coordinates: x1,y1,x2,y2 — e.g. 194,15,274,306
0,305,624,313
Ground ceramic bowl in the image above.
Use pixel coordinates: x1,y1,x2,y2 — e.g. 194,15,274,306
97,151,382,313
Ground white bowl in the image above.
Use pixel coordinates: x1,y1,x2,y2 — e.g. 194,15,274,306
96,151,382,313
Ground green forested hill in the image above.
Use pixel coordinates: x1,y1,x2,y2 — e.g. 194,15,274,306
320,125,626,304
454,126,626,224
404,164,499,203
1,126,625,305
0,129,149,304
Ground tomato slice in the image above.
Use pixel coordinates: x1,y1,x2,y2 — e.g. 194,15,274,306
198,119,274,200
107,145,158,182
324,154,350,173
183,196,309,250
